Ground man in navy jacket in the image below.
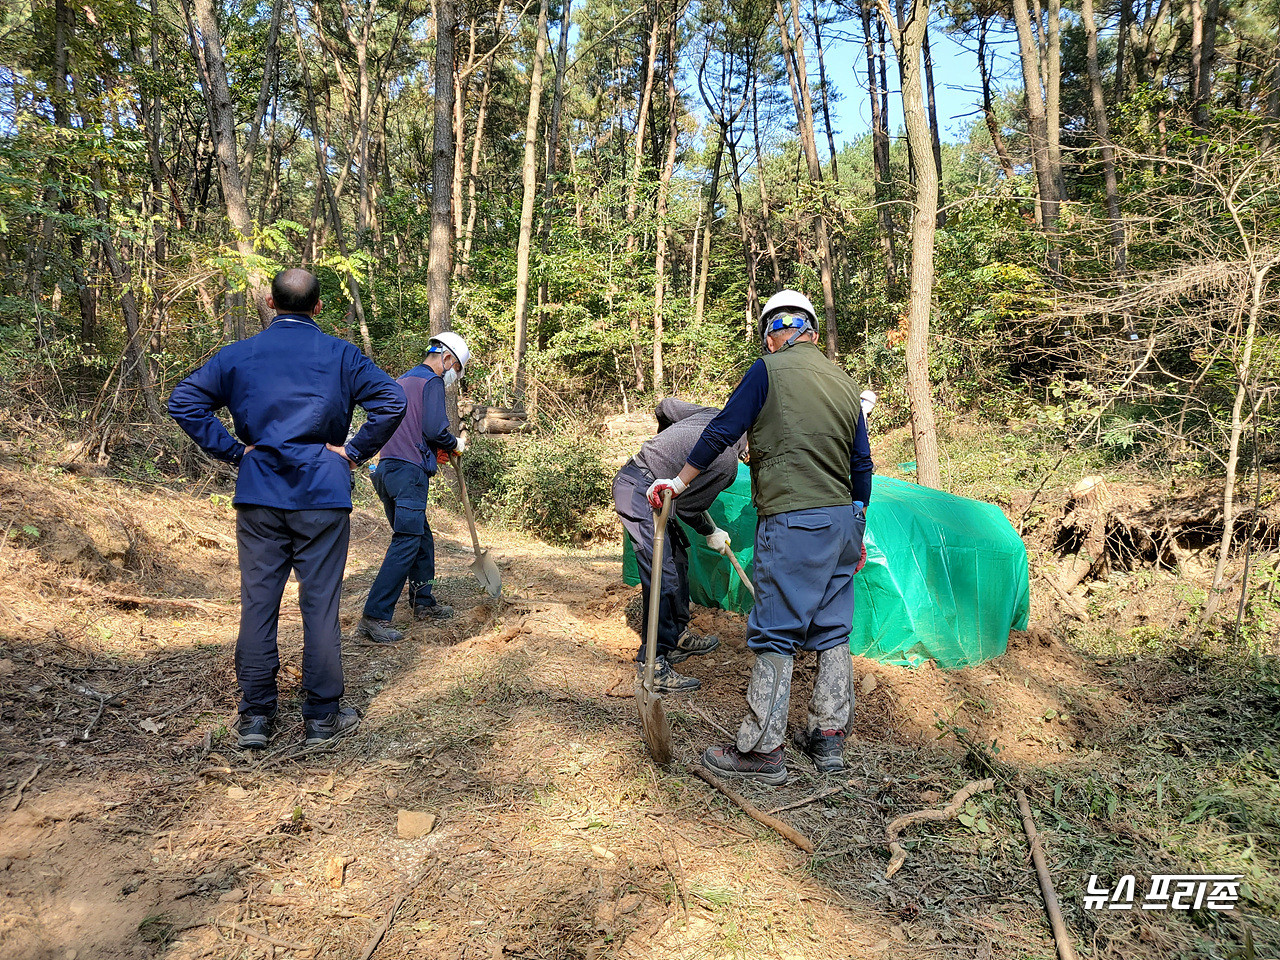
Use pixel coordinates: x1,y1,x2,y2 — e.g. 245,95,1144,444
169,269,406,749
355,333,470,643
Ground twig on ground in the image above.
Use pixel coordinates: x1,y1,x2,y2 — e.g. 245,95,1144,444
61,580,231,613
884,777,995,879
686,702,734,740
359,860,435,960
8,763,42,812
1016,788,1079,960
82,698,107,741
150,696,202,722
766,783,846,815
1038,570,1088,621
687,764,814,853
216,920,307,951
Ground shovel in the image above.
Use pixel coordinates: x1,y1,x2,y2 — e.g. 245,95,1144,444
637,490,674,764
725,549,755,598
452,456,502,597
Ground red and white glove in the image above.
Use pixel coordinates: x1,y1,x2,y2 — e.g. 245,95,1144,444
855,541,868,574
645,476,686,509
452,435,467,456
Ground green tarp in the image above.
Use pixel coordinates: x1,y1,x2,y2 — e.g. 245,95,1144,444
622,466,1030,669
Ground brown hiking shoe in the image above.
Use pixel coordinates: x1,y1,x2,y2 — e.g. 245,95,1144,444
701,744,787,786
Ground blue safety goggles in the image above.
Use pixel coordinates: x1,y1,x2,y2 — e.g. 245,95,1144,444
763,311,812,334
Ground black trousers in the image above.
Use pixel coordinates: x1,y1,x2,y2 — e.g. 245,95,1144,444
612,462,690,663
235,506,350,719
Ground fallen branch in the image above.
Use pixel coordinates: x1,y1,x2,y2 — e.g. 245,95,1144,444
359,860,435,960
8,763,42,812
61,581,230,613
884,777,995,879
688,764,814,853
1038,571,1088,621
1016,788,1079,960
216,920,307,951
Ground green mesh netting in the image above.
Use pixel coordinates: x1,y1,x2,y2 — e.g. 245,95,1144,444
623,467,1030,669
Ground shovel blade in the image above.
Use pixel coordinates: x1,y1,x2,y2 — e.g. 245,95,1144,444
470,550,502,597
637,679,674,764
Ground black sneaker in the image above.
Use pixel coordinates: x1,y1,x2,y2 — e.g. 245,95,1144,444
701,744,788,786
666,629,721,664
303,707,361,746
796,728,845,773
353,616,405,643
637,656,701,694
413,603,454,621
235,713,273,750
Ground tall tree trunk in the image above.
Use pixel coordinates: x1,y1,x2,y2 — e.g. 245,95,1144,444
1009,0,1060,273
184,0,272,326
291,7,375,356
775,0,839,358
535,0,574,342
652,4,681,396
812,0,839,182
241,0,284,187
978,18,1016,178
1081,0,1126,275
923,26,944,225
91,178,164,423
512,0,551,401
460,67,492,272
751,76,783,284
429,0,457,343
695,129,723,327
862,1,896,289
1045,0,1066,200
725,136,761,332
1115,0,1131,101
878,0,941,489
625,5,664,390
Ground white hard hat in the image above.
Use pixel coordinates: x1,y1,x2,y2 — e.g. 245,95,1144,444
860,390,877,416
429,332,470,374
759,289,819,341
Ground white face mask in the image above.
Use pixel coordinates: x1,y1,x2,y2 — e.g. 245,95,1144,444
442,367,459,388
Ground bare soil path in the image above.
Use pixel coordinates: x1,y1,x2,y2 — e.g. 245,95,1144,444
1,464,1274,959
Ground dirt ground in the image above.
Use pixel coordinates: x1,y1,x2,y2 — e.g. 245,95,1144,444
1,461,1276,960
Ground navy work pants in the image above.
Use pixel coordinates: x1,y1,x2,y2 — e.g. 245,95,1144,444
235,506,350,719
364,458,438,621
747,504,865,656
613,462,690,663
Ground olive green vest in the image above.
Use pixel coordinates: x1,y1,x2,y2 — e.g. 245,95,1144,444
747,341,864,517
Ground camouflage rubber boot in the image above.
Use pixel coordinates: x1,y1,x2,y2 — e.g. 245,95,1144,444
801,645,854,772
735,652,794,755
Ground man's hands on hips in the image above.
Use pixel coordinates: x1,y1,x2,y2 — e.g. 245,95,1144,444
706,527,732,556
645,476,685,509
326,443,357,470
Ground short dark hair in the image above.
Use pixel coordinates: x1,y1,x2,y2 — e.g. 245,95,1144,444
271,269,321,313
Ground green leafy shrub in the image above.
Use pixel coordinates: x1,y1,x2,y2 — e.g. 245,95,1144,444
459,436,517,519
500,432,614,545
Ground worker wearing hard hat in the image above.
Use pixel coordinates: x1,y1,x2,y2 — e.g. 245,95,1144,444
647,290,873,784
355,333,471,643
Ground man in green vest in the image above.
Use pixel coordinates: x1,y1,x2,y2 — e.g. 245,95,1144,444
646,290,873,784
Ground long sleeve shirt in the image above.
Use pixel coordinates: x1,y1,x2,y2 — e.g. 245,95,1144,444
632,398,746,535
687,358,874,507
375,364,459,475
168,314,406,510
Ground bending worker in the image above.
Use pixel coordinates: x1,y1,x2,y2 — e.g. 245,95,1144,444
647,290,873,783
169,269,406,749
613,399,746,693
355,333,470,643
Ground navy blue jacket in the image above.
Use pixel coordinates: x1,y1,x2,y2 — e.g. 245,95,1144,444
168,314,407,510
376,363,458,475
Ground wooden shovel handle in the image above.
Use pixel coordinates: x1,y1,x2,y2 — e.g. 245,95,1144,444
643,492,673,691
